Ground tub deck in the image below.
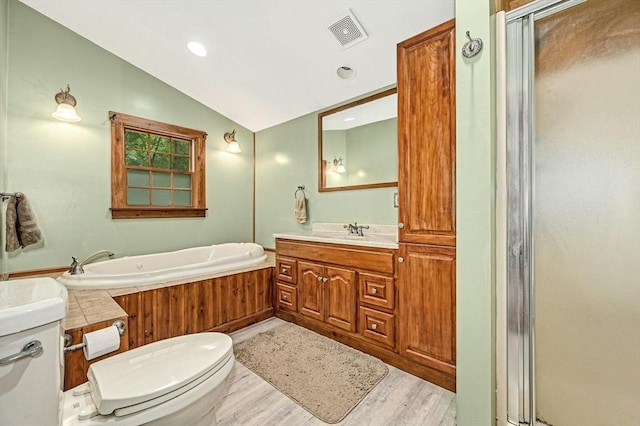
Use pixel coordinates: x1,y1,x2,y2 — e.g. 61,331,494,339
64,252,275,330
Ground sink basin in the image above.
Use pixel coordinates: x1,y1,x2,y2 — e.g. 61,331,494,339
0,278,68,336
311,232,398,244
274,223,399,249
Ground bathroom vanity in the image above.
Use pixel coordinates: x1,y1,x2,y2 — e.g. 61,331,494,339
274,223,455,391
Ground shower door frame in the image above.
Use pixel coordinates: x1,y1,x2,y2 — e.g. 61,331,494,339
504,0,586,424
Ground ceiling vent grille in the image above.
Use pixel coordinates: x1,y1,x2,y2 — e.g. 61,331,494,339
327,10,368,50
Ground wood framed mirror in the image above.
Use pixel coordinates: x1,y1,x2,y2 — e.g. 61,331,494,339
318,88,398,192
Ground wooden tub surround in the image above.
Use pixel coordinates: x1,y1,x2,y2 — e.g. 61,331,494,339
57,254,275,390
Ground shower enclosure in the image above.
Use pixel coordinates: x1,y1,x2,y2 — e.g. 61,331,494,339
504,0,640,424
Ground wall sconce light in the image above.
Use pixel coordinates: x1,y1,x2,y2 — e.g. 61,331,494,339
52,84,81,122
224,130,241,153
332,157,346,173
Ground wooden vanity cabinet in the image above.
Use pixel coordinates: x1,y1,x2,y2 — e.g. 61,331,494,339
397,19,456,248
398,244,456,376
298,261,357,332
275,239,401,360
275,256,298,312
396,18,457,391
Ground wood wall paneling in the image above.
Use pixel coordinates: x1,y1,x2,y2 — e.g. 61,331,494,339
63,317,129,390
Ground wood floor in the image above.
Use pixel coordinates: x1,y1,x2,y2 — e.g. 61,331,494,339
214,318,456,425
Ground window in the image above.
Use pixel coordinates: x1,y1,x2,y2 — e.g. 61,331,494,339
110,111,207,219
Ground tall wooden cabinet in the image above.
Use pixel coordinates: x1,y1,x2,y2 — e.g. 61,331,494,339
397,19,457,388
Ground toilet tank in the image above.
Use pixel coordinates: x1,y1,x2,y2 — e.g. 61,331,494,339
0,278,68,426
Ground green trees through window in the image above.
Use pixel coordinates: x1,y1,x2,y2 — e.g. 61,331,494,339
110,111,207,218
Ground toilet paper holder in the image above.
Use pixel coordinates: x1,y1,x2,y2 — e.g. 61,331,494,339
63,320,126,353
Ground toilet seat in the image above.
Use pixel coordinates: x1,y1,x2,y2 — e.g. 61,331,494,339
62,332,234,425
89,332,232,416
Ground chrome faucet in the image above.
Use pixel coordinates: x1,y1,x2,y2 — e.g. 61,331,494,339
343,222,370,237
69,250,115,275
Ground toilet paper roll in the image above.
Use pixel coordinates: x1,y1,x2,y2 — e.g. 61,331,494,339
83,325,121,361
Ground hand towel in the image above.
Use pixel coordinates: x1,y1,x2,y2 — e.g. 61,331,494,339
294,197,307,224
5,195,43,252
5,197,20,252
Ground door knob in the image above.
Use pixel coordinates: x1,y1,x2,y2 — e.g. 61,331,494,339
398,257,404,263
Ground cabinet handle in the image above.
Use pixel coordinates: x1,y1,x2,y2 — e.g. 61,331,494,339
317,276,323,282
398,222,404,229
371,288,378,295
322,277,328,283
371,323,378,330
398,257,404,263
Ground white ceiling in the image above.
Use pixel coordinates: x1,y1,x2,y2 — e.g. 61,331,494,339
19,0,454,132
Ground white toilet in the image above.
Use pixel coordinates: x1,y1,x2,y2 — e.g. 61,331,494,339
0,278,234,426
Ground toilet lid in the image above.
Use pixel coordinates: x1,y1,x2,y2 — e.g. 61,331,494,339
88,332,233,416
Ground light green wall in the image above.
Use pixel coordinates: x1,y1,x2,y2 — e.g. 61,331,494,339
455,1,496,425
0,0,8,276
2,0,253,273
255,106,398,250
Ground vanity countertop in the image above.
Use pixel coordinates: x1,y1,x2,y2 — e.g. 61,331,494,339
274,223,399,250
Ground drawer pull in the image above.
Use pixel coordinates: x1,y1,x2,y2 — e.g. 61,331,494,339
283,295,288,301
317,276,323,282
281,267,287,273
398,257,404,263
371,288,378,295
371,323,378,330
322,277,328,283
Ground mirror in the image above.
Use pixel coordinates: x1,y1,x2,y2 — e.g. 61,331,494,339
318,88,398,192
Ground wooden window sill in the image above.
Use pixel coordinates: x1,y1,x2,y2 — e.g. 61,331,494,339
110,207,207,219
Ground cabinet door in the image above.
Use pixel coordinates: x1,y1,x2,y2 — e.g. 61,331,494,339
324,266,357,332
397,19,456,246
298,261,324,321
398,243,456,376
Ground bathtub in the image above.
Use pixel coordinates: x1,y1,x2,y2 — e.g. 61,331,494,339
57,243,267,289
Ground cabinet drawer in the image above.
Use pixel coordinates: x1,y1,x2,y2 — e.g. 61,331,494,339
276,257,297,284
359,273,394,310
276,282,297,312
359,307,395,349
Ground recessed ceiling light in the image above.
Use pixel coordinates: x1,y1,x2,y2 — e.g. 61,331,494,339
336,66,356,80
187,41,207,57
344,117,355,122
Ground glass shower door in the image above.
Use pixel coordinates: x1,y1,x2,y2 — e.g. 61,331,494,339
505,0,640,424
532,0,640,424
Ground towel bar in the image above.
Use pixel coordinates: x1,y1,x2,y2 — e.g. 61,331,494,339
295,185,306,200
0,192,23,201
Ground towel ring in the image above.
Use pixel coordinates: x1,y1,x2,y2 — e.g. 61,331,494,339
295,185,306,200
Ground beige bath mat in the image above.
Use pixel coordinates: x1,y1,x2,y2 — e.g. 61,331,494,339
233,322,389,424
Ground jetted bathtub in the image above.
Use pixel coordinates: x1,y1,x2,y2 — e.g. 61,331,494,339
57,243,267,289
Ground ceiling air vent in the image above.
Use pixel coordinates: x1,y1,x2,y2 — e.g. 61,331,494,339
327,10,368,50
